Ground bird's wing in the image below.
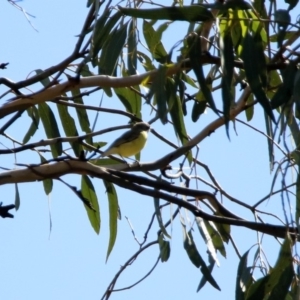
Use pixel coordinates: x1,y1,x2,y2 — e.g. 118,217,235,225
107,129,141,149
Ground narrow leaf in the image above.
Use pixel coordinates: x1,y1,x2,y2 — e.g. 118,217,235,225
147,65,168,123
187,33,218,115
81,175,100,234
158,234,171,262
23,107,40,144
220,28,234,137
127,19,137,75
98,23,128,75
114,86,141,119
143,20,168,63
15,183,20,211
70,88,92,145
236,250,250,299
120,6,214,22
56,103,82,157
103,180,118,261
166,78,192,163
38,103,62,158
154,197,171,238
91,10,122,66
241,32,274,121
196,217,219,266
40,155,53,195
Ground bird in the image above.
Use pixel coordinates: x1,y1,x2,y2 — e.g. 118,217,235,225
100,122,150,158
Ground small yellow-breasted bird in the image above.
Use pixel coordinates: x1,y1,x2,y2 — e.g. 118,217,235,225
100,122,150,158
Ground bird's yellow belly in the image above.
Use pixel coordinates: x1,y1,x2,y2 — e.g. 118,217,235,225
115,131,148,157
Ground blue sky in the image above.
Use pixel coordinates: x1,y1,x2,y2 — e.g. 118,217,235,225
0,0,296,299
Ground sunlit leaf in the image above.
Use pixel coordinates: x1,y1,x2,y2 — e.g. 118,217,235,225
236,250,251,299
143,20,168,63
114,86,141,119
203,220,226,258
196,217,220,266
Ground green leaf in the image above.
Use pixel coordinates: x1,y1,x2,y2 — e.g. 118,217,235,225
136,51,156,71
264,112,274,171
187,33,218,115
246,276,270,300
183,227,202,268
214,213,231,243
147,65,168,123
143,20,168,63
196,217,220,266
91,8,112,63
38,103,62,158
114,86,141,119
127,19,137,75
35,69,51,86
98,22,128,75
203,220,226,258
245,93,254,121
81,175,101,234
103,180,118,261
293,70,300,119
266,236,293,298
165,78,192,163
158,234,171,262
70,88,92,145
241,32,274,122
246,236,294,300
23,106,40,144
56,103,82,157
236,250,251,300
154,196,171,238
192,92,207,122
119,6,214,22
197,260,215,292
40,155,53,195
296,172,300,225
182,226,220,290
181,72,198,88
220,28,234,137
271,61,297,109
91,10,122,66
269,31,298,42
15,183,20,211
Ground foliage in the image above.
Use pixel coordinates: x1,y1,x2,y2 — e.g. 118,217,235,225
2,0,300,299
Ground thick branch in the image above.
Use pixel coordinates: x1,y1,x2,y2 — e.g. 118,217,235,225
0,159,297,240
